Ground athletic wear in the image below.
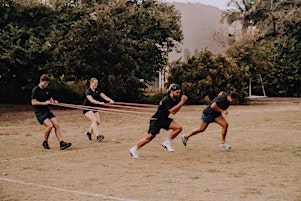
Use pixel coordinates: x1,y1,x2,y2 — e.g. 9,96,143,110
31,85,52,113
129,147,139,158
83,87,104,114
162,140,174,152
31,85,56,124
202,91,230,123
86,132,92,140
96,135,104,142
147,95,180,135
35,111,55,125
220,143,231,149
42,141,50,149
60,141,72,150
182,134,188,146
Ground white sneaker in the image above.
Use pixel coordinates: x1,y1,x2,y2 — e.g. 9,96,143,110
220,143,231,149
162,141,174,152
129,147,139,158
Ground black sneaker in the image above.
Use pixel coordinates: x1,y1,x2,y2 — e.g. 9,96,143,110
86,132,92,140
42,141,50,149
96,135,104,142
60,141,72,150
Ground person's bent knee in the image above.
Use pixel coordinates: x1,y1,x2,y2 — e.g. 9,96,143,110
91,120,98,126
45,124,53,130
177,126,183,132
223,123,229,129
53,123,60,130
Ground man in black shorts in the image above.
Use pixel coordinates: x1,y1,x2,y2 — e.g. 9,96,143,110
182,91,237,149
129,84,188,158
31,74,72,150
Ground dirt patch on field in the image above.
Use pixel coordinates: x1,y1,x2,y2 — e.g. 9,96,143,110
0,99,300,201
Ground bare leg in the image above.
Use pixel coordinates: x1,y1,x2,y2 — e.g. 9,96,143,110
214,115,229,143
136,134,156,149
43,119,53,141
85,111,100,137
168,120,182,139
185,120,208,139
49,118,63,142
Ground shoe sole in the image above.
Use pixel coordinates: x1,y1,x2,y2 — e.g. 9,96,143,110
60,143,72,150
182,135,187,146
220,145,231,149
129,150,139,158
162,144,174,152
97,135,104,142
86,132,92,140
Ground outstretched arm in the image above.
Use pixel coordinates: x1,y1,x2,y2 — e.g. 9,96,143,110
100,93,114,104
87,95,105,105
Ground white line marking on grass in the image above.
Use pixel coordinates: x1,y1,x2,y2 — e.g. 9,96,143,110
0,177,140,201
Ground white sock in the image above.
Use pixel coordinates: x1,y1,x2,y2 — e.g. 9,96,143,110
165,138,172,143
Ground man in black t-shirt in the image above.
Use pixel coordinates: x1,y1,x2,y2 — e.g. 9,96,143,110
182,91,237,149
31,74,71,150
129,84,188,158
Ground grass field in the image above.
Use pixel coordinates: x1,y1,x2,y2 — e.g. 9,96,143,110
0,99,300,201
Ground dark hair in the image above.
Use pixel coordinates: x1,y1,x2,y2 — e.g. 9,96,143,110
229,91,237,99
168,84,181,93
40,74,50,82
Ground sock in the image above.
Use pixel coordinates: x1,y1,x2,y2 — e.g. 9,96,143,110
165,138,172,143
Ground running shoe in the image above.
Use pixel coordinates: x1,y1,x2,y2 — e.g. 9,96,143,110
129,147,139,158
182,134,188,146
60,141,72,150
97,135,104,142
162,141,174,152
86,132,92,140
220,143,231,149
42,141,50,149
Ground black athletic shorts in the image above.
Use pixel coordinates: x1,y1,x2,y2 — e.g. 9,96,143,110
35,111,55,125
148,118,173,135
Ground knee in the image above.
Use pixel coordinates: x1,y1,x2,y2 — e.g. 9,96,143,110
91,120,98,126
196,127,205,133
45,123,53,131
53,123,60,130
176,126,183,133
223,123,229,129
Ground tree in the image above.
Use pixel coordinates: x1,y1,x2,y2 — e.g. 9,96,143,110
168,50,248,104
220,0,265,34
48,0,183,101
0,0,59,103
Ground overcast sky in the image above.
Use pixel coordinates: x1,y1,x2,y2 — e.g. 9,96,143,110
165,0,230,10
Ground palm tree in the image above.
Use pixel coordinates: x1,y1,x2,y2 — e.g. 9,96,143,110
220,0,263,34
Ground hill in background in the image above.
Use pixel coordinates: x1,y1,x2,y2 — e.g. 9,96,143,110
169,2,233,61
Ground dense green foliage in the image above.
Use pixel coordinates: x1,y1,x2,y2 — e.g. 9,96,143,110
168,50,248,104
0,0,182,103
223,0,301,97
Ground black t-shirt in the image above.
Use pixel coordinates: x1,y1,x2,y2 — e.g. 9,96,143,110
152,95,180,119
203,92,230,117
31,85,52,113
83,87,104,107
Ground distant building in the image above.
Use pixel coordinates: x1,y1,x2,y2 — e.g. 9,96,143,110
149,2,234,93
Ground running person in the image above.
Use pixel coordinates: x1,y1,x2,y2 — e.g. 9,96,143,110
182,91,237,149
31,74,72,150
129,84,188,158
83,77,114,141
